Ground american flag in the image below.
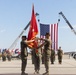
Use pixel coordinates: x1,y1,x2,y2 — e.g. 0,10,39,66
40,23,58,51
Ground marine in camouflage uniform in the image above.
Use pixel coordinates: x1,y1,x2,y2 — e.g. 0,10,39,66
39,33,51,75
57,47,63,64
31,39,42,74
21,36,34,75
50,48,55,64
2,51,7,61
7,50,12,61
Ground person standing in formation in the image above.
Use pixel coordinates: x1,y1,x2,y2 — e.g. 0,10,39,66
50,48,55,64
57,46,63,64
20,36,34,75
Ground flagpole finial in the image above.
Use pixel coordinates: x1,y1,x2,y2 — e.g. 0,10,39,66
35,12,40,22
35,12,39,16
58,19,60,22
57,19,60,25
38,19,40,22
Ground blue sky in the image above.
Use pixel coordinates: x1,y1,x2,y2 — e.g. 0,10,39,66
0,0,76,52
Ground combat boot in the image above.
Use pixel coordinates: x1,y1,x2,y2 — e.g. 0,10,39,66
34,71,37,74
43,72,49,75
21,72,28,75
37,70,40,74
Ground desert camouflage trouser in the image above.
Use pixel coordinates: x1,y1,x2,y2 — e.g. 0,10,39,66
44,51,51,73
21,56,27,72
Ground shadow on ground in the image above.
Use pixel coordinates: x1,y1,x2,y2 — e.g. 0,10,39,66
0,74,76,75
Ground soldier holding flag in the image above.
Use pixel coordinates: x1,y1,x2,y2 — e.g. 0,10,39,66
37,33,51,75
20,36,34,75
31,37,42,74
21,4,39,75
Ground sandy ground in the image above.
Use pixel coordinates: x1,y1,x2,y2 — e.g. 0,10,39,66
0,54,76,75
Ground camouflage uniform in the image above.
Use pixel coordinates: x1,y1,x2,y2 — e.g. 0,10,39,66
31,50,34,64
32,41,42,74
43,38,51,75
42,48,45,64
50,49,55,64
57,47,63,64
21,40,28,75
2,51,7,61
7,51,12,61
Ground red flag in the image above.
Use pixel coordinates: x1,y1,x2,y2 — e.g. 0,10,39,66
27,5,38,47
28,5,38,40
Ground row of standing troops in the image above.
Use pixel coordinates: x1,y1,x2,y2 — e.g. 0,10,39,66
50,47,63,64
0,50,11,61
20,33,63,75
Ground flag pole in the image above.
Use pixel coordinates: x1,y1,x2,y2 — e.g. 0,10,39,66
56,18,60,52
58,19,60,25
9,13,39,50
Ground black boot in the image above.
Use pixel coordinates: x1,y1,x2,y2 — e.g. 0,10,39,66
21,72,28,75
